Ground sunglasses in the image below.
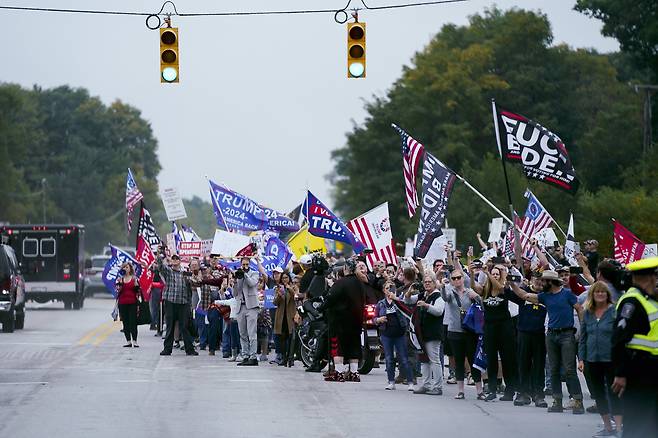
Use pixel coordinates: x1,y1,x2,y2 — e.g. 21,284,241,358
451,275,463,280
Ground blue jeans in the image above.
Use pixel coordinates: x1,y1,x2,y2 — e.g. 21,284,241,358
381,334,413,384
222,320,241,353
195,312,208,349
546,329,582,400
207,309,223,352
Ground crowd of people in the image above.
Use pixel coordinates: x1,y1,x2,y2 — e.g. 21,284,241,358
113,237,658,438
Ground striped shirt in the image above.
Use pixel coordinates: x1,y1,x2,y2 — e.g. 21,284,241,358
158,259,191,304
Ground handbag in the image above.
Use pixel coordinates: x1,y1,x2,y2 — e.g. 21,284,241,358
136,300,152,325
452,291,467,326
462,302,484,334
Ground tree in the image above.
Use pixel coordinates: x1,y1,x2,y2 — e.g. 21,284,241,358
330,7,647,255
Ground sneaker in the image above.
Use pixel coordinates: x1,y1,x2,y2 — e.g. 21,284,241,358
534,398,548,408
572,399,584,415
159,350,172,356
586,405,599,414
186,350,199,356
348,372,361,382
467,376,475,386
132,343,139,348
548,399,564,413
259,354,268,362
484,393,497,402
228,355,237,362
173,341,180,349
222,352,231,358
236,358,250,366
427,389,443,396
514,394,531,406
592,429,617,437
446,375,457,385
246,358,259,366
123,343,132,348
499,393,514,402
385,383,396,390
408,384,414,391
565,398,575,410
413,386,428,394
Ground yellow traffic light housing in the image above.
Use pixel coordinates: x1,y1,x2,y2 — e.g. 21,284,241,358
160,27,179,83
347,22,366,78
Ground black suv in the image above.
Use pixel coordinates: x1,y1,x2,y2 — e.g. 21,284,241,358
0,243,25,332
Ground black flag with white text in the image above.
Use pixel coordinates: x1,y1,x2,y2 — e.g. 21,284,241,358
414,152,456,258
494,105,579,194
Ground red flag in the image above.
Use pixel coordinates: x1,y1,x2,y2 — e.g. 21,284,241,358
236,243,256,257
613,220,645,266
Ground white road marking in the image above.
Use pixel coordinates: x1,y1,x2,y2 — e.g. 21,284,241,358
229,379,273,383
115,379,152,383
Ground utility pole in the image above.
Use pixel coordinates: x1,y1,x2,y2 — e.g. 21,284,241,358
41,178,47,223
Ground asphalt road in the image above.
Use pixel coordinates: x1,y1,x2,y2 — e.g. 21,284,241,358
0,297,601,438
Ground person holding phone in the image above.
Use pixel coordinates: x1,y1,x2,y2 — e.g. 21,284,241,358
114,262,142,348
376,280,414,390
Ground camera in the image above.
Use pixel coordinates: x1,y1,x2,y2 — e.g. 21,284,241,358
234,269,245,279
311,253,330,276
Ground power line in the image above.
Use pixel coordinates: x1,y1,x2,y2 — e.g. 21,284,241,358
0,0,469,18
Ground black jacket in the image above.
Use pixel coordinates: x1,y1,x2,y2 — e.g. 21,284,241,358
323,274,365,335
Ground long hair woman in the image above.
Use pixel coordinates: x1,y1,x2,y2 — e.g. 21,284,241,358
114,262,142,347
274,271,297,367
578,281,622,437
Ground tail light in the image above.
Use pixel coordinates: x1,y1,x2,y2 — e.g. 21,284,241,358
63,268,71,280
1,278,11,295
364,304,376,319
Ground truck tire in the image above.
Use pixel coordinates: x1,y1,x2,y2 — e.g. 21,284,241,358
64,300,73,310
73,296,81,310
358,349,376,375
14,306,25,330
2,309,15,333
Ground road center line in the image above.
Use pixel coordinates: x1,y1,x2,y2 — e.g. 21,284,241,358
0,381,48,385
91,321,121,346
77,321,116,345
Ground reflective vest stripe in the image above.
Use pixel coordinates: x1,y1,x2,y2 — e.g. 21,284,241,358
627,338,658,349
617,288,658,356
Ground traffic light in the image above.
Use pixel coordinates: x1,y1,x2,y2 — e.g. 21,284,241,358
160,27,179,83
347,22,366,78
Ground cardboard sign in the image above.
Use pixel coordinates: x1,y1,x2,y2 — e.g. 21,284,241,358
488,218,505,243
201,239,213,257
421,228,456,263
166,233,177,255
534,228,559,248
160,187,187,221
211,229,251,257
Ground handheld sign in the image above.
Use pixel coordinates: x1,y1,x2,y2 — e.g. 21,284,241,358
160,187,187,221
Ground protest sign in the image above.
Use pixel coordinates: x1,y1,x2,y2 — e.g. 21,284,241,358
211,229,251,257
534,228,559,249
642,244,657,259
488,218,504,243
160,187,187,221
263,288,276,309
178,241,203,259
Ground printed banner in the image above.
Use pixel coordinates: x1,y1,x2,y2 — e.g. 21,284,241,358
303,191,365,253
414,153,456,258
102,245,143,297
135,203,158,301
494,104,579,193
613,220,645,265
208,179,300,233
177,241,203,259
348,202,397,270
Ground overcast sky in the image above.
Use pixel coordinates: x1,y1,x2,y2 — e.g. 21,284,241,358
3,0,618,215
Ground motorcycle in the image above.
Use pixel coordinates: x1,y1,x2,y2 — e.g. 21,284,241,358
296,298,379,375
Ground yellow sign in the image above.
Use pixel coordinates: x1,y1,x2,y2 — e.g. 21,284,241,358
287,226,326,260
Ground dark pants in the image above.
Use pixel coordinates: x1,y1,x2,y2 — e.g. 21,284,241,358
484,319,518,395
149,288,162,330
381,334,413,383
448,331,481,382
207,309,223,353
585,362,622,416
546,329,582,400
163,300,195,354
622,381,658,438
517,331,545,399
118,303,138,342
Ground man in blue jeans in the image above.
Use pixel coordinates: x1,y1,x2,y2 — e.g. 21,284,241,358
510,270,584,414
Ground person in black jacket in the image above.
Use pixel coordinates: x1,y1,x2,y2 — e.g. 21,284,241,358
321,258,366,382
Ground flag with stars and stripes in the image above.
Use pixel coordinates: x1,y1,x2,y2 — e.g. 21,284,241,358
414,153,456,259
392,123,425,218
518,190,553,257
125,168,144,232
347,202,397,270
493,105,579,194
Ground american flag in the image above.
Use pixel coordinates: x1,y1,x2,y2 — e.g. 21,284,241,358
125,168,143,232
392,124,425,218
518,189,553,257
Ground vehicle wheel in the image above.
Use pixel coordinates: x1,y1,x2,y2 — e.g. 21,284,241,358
358,349,376,375
14,306,25,330
80,296,85,309
73,297,82,310
64,300,73,310
299,333,327,370
2,309,15,333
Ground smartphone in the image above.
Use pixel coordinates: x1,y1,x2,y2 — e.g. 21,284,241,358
491,256,505,264
569,266,583,274
508,274,522,282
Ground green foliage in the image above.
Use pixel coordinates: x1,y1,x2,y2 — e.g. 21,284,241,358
330,8,655,255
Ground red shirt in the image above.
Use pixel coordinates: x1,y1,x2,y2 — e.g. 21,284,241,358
117,279,140,305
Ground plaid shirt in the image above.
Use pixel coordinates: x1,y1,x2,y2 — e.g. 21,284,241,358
158,259,191,304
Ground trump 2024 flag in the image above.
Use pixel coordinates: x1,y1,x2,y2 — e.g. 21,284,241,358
348,202,397,269
303,191,365,254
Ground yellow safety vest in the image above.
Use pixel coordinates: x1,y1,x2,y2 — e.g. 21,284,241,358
616,288,658,355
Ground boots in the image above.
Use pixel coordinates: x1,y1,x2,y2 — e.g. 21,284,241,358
228,348,238,362
572,399,584,415
548,399,564,413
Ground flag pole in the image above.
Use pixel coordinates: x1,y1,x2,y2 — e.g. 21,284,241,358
492,99,524,271
452,173,513,225
304,188,310,253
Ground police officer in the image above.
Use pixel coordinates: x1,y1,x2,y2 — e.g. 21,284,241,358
611,256,658,438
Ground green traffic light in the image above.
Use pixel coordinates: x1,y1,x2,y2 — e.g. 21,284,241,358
162,67,178,82
349,62,365,78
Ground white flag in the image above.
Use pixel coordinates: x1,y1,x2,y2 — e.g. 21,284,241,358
564,214,578,265
347,202,397,270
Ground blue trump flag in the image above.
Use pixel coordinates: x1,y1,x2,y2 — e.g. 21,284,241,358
218,234,292,277
208,179,300,233
302,191,365,253
102,244,143,297
263,288,276,309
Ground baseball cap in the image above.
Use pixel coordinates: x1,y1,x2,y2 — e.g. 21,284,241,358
273,266,284,273
299,254,312,265
171,254,180,260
